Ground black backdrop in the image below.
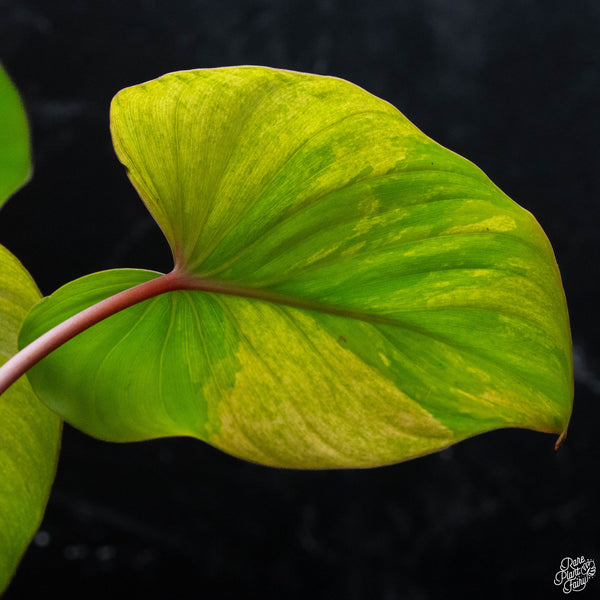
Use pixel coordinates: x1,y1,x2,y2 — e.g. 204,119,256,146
1,1,599,598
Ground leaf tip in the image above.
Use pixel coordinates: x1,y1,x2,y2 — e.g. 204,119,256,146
554,427,568,451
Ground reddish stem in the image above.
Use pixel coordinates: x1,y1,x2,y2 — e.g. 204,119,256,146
0,265,392,398
0,269,189,396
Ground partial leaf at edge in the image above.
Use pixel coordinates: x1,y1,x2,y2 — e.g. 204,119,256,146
21,67,572,468
0,63,31,207
0,245,61,592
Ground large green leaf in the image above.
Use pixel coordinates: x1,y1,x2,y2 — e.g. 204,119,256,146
20,67,572,468
0,63,30,206
0,245,61,591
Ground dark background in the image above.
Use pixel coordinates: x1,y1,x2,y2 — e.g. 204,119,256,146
1,1,599,598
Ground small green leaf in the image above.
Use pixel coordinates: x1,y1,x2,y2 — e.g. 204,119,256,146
21,67,572,468
0,245,61,592
0,63,31,207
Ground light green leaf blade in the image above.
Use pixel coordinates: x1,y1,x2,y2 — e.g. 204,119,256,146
21,67,572,468
0,245,61,591
19,269,455,467
0,63,31,207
